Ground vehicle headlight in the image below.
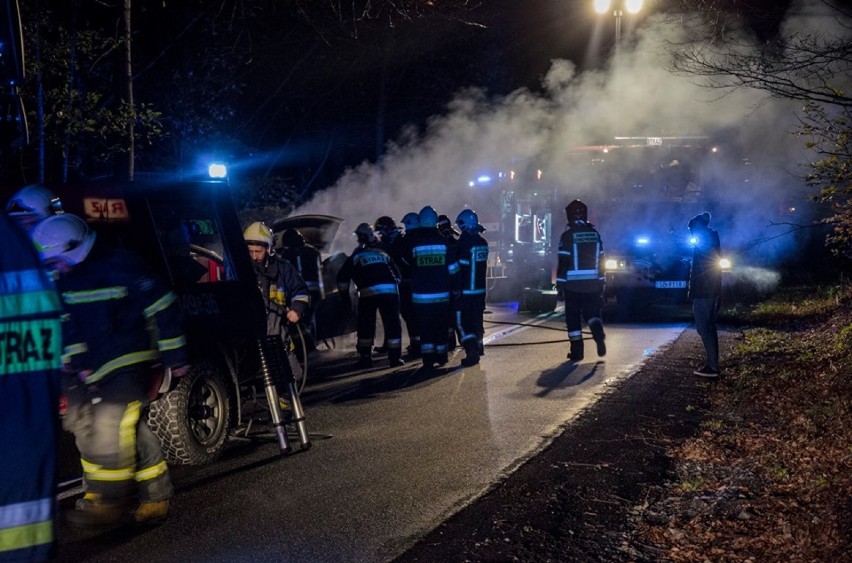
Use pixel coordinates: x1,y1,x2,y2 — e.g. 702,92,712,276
719,257,732,270
605,258,621,271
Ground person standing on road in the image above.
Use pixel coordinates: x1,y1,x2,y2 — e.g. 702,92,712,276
687,212,722,378
397,212,421,358
403,206,459,371
244,221,311,347
279,227,325,353
336,223,405,369
31,213,190,528
454,209,489,367
0,213,63,561
556,199,606,363
437,214,461,353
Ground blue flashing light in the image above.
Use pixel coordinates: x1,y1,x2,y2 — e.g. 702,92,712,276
635,236,650,246
208,163,228,179
476,175,492,184
689,236,698,246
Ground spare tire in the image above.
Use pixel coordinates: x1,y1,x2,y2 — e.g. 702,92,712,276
148,361,231,466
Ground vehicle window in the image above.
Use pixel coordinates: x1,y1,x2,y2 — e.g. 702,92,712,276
150,200,237,288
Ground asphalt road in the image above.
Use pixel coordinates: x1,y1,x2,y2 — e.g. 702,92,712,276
55,303,688,563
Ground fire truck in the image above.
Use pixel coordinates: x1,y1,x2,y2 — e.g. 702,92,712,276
467,136,735,315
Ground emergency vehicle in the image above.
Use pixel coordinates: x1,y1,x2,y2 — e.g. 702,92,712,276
466,136,735,316
49,171,316,465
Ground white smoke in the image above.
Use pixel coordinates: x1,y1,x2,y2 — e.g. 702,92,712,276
295,1,851,263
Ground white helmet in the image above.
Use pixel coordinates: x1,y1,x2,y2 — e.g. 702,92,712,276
31,214,95,266
243,221,274,248
6,184,63,218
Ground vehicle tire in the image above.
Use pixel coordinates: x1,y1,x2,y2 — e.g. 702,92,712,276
148,361,231,466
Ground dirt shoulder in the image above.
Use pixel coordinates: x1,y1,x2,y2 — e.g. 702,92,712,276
396,327,724,562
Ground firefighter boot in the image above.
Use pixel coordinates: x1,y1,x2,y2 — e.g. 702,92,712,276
589,319,606,357
421,353,436,373
568,339,584,362
388,348,405,367
65,493,125,528
130,499,169,526
460,341,480,367
355,346,373,369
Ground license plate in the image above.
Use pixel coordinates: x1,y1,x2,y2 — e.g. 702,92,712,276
655,280,687,289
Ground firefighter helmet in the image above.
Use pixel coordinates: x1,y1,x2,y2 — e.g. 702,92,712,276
354,222,377,245
243,221,274,248
455,209,482,233
374,215,397,233
418,206,438,228
6,184,63,218
437,214,459,237
401,212,419,231
281,228,305,248
30,214,95,266
565,199,588,222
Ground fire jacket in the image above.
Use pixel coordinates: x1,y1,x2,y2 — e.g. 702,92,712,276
0,214,63,562
457,230,489,296
336,243,401,298
556,220,605,294
59,246,188,385
402,227,460,304
280,242,325,301
253,254,310,337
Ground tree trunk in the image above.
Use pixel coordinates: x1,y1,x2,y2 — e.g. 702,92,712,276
124,0,134,181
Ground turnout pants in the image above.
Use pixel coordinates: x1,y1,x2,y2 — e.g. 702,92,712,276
692,297,720,371
62,364,173,504
356,293,403,360
456,294,486,359
414,299,451,366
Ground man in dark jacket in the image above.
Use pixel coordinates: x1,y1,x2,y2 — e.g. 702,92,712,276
454,209,489,367
687,212,722,378
402,206,460,371
31,213,189,528
0,213,63,560
337,223,404,368
279,227,324,353
244,222,311,343
556,199,606,363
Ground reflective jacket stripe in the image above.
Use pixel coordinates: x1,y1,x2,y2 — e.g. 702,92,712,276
358,284,399,297
84,350,159,385
143,292,177,318
0,497,53,553
157,335,187,353
62,286,128,304
412,292,450,303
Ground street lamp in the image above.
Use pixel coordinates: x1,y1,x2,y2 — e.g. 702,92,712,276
594,0,644,46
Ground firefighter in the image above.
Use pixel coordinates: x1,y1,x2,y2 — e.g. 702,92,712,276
454,209,489,367
243,221,311,348
687,212,722,378
0,213,63,560
373,216,404,354
556,199,606,362
5,183,63,231
397,212,421,357
279,227,324,351
336,223,404,369
30,213,189,528
403,206,460,371
437,214,461,352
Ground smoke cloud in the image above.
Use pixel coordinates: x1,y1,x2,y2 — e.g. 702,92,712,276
295,0,851,272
